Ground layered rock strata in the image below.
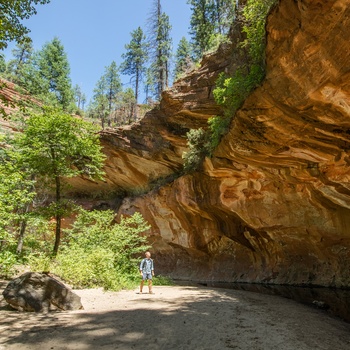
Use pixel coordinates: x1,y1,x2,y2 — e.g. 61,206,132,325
115,0,350,287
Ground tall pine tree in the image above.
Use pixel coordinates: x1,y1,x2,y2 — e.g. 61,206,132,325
6,41,34,85
36,37,73,110
90,61,122,128
121,27,148,104
174,37,193,80
188,0,236,59
148,0,172,100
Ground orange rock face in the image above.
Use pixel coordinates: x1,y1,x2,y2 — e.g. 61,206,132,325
112,0,350,287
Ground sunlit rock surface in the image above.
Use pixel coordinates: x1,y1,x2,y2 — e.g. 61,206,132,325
114,0,350,287
14,0,347,286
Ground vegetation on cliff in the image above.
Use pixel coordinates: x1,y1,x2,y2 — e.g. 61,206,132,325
183,0,277,171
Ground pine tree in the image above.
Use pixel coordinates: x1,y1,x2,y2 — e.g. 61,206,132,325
121,27,148,104
148,0,172,100
188,0,215,58
7,41,34,84
0,54,6,73
73,84,86,111
103,61,122,126
188,0,236,59
90,61,122,128
174,37,193,80
36,37,73,110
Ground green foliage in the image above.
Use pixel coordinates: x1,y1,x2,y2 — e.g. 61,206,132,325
0,54,7,73
152,275,174,286
89,61,122,128
210,0,276,149
0,250,18,277
188,0,236,59
113,88,137,125
242,0,277,64
36,37,74,110
17,107,105,254
0,0,50,50
18,108,105,180
174,37,193,80
5,41,34,84
148,1,172,99
73,84,87,111
208,114,231,151
28,210,151,290
182,128,210,172
121,27,149,103
0,144,36,245
183,0,276,172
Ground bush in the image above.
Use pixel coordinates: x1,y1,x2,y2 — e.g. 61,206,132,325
182,128,211,172
27,209,151,290
0,250,17,278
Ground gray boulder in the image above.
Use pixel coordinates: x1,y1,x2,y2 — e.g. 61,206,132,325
2,272,83,312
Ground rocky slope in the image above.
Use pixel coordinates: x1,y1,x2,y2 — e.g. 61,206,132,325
80,0,350,287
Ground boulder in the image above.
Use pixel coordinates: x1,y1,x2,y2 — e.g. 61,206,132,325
2,272,83,312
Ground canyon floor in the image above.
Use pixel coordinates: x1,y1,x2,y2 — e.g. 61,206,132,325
1,283,350,350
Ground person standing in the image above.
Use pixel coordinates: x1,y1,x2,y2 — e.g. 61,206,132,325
139,251,155,294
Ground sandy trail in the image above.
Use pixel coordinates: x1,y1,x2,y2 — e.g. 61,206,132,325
1,283,350,350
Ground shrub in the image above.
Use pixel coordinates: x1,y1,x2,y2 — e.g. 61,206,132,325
182,128,211,172
26,209,151,290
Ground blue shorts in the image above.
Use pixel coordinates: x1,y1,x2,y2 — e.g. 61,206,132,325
142,272,153,280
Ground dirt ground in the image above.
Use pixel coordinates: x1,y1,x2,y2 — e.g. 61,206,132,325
1,281,350,350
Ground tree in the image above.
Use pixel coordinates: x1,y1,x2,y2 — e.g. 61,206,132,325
188,0,215,58
188,0,236,58
17,108,105,255
73,84,86,111
36,37,74,110
104,61,122,119
148,0,172,100
90,61,122,127
174,37,193,80
6,41,34,84
0,0,50,50
113,88,137,125
0,54,6,73
0,146,36,256
121,27,148,104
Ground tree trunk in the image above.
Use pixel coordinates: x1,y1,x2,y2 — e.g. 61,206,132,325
16,218,28,255
52,175,61,256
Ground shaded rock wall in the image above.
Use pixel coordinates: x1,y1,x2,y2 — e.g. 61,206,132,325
116,0,350,287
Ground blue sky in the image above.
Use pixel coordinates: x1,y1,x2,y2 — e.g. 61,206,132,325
3,0,192,103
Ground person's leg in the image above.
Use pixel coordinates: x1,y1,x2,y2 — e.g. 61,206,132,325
140,279,144,293
148,278,153,294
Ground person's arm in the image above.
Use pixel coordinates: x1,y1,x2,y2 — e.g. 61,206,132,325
151,259,155,276
139,259,144,276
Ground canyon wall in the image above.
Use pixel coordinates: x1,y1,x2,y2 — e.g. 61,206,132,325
83,0,350,287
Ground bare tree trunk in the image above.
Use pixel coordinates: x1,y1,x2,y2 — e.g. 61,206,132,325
52,175,61,256
16,213,28,255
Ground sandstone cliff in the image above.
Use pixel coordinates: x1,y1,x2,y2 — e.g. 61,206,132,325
78,0,350,287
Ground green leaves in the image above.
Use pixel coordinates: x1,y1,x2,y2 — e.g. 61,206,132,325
39,209,151,290
121,27,148,103
188,0,236,59
18,107,105,180
0,0,50,50
36,37,74,110
148,1,172,99
174,37,193,80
